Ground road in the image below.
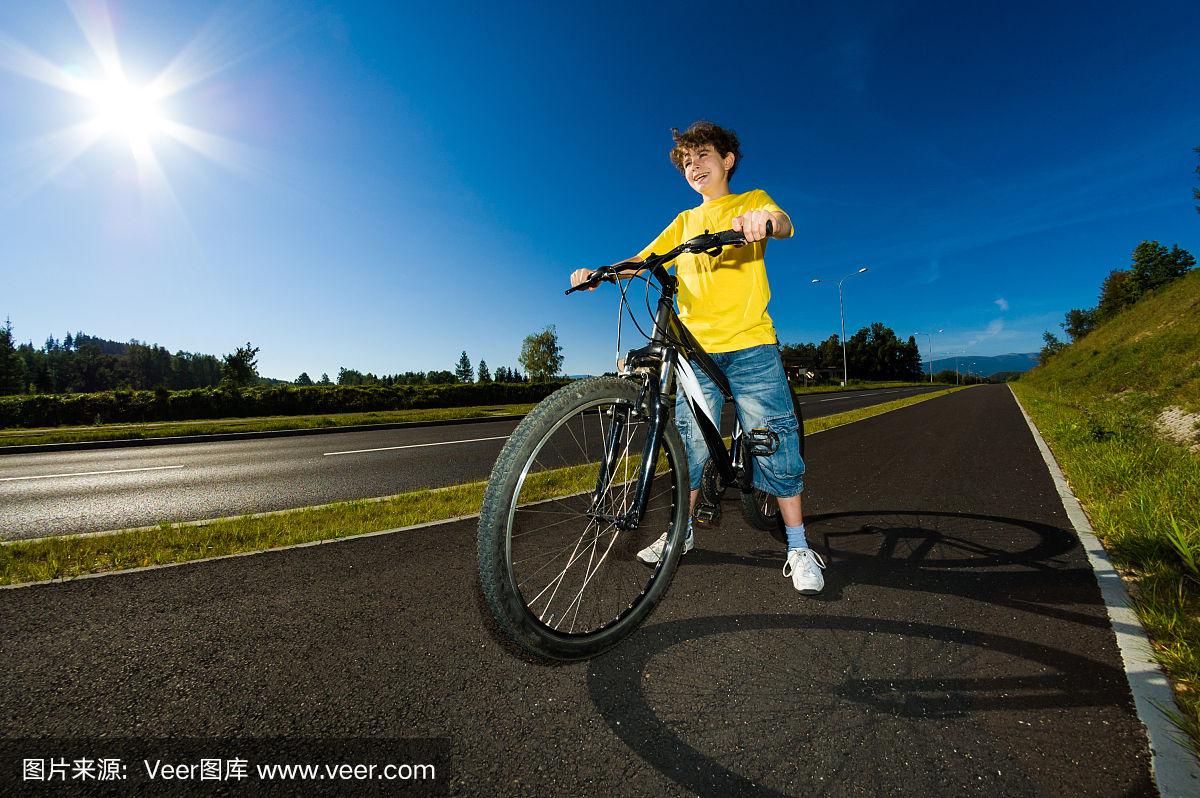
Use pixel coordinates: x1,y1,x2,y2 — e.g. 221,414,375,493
0,385,1163,796
0,385,945,540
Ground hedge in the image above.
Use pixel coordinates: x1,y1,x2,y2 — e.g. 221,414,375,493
0,381,571,429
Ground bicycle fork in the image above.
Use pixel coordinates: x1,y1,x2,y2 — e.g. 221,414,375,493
586,377,671,532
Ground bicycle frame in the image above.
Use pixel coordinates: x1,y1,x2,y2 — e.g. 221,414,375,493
593,259,748,531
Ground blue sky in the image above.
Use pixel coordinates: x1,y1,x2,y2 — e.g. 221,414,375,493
2,0,1197,380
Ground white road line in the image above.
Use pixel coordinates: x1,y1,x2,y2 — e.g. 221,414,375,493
0,465,185,482
324,435,509,457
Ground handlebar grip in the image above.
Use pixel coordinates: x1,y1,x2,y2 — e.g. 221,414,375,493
714,218,774,247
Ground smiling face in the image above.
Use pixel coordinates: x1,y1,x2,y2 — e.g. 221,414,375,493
681,146,736,201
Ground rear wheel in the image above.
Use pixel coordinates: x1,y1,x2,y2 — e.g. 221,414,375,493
477,377,689,661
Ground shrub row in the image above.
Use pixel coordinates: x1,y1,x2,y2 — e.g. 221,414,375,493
0,381,572,429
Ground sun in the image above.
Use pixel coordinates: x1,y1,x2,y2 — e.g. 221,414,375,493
84,76,165,141
0,0,276,205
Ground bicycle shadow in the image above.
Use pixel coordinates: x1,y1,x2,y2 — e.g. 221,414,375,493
684,508,1108,625
584,612,1153,797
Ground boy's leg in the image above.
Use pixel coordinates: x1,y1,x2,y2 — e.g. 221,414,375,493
722,345,823,592
721,344,805,505
675,359,726,503
636,363,724,565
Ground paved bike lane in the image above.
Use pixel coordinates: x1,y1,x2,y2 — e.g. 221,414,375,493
0,384,1168,795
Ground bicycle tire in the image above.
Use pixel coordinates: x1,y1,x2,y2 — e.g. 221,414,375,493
477,376,689,661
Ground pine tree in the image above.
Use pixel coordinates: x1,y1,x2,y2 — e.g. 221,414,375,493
1130,240,1195,295
0,317,26,395
455,351,474,383
295,372,313,386
477,359,491,382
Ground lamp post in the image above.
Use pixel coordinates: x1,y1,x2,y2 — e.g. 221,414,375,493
913,329,943,383
811,267,868,386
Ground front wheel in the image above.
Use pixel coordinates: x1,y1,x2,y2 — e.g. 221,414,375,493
477,377,690,662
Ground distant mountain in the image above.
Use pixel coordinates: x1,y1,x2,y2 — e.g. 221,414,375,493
921,352,1039,378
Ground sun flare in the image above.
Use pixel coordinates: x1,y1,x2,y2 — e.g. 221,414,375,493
85,76,165,141
0,0,277,208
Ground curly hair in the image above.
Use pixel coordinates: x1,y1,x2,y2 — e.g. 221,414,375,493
669,121,741,180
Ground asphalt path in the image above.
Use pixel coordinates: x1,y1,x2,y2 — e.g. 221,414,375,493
0,385,1156,796
1,385,946,540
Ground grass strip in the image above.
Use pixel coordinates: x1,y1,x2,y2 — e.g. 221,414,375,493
0,383,975,587
0,404,539,448
804,385,974,435
0,382,943,448
1011,382,1200,758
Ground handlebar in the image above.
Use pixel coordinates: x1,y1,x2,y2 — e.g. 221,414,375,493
565,219,773,296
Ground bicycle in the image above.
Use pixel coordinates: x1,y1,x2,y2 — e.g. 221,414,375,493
476,221,806,661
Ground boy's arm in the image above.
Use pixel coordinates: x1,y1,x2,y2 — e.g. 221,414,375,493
569,214,684,291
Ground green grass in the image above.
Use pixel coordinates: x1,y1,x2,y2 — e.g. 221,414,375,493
1024,269,1200,415
0,384,973,587
0,404,539,448
0,381,941,449
1013,270,1200,760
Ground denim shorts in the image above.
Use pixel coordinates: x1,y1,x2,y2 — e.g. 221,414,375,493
674,343,805,497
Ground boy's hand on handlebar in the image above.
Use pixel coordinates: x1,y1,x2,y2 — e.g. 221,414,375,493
732,210,775,243
570,268,598,291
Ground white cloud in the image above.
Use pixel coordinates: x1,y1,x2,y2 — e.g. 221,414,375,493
995,297,1009,312
967,318,1007,348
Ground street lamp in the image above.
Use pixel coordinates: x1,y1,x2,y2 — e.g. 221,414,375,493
912,329,943,383
811,267,869,386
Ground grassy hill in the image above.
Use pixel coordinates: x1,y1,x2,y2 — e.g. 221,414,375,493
1023,268,1200,416
1012,268,1200,758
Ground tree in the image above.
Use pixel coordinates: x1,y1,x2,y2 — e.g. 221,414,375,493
455,350,474,383
295,372,313,386
1096,269,1137,319
1130,240,1195,295
1039,331,1066,365
319,373,332,385
0,317,25,395
221,341,260,388
477,359,491,382
519,325,563,381
338,367,366,386
1061,308,1098,342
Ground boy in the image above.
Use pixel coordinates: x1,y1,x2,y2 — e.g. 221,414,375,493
569,121,824,594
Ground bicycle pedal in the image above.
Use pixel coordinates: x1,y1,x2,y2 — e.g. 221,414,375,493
694,503,722,525
743,427,779,457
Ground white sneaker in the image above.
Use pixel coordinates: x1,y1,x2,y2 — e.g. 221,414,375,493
637,526,694,565
783,548,826,594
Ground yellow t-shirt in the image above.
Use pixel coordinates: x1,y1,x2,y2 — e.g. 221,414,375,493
636,188,792,354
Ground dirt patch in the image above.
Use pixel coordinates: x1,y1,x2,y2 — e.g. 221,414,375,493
1156,406,1200,452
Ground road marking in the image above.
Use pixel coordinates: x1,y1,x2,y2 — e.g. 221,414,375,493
0,465,185,482
324,435,510,456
